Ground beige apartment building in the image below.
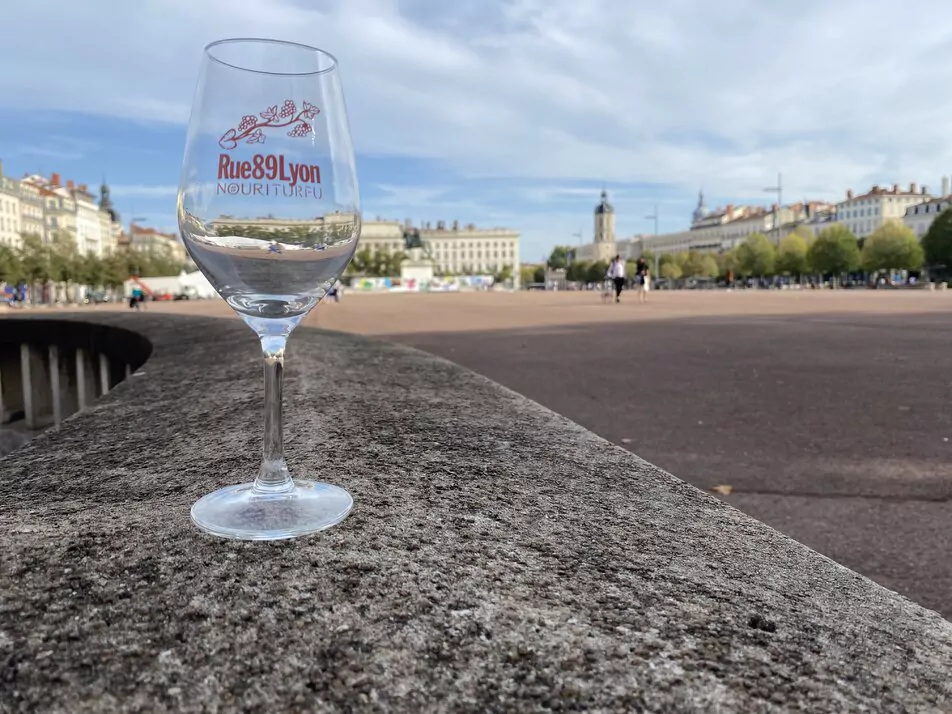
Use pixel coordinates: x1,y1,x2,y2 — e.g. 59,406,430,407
835,183,930,239
0,164,20,248
904,197,951,238
10,172,122,257
129,225,189,266
361,218,520,278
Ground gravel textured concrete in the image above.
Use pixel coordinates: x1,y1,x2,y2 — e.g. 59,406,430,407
2,313,952,712
387,309,952,620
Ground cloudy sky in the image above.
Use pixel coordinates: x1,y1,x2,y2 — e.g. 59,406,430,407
2,0,952,261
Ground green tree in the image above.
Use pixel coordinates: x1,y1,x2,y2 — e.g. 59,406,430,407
660,262,682,280
861,220,923,272
547,246,569,270
776,233,810,276
519,266,537,286
700,254,719,278
0,244,23,282
586,260,609,284
103,253,129,288
566,260,590,282
18,234,51,281
681,250,718,278
717,249,740,277
922,207,952,269
533,266,546,283
736,233,776,276
49,232,80,282
493,264,513,284
347,246,374,274
808,224,860,276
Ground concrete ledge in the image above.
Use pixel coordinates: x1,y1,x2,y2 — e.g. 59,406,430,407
1,313,951,712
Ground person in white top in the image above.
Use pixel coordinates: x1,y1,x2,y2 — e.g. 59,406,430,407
607,254,626,303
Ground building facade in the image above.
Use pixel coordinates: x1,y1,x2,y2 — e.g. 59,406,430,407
10,171,122,256
360,219,520,278
904,195,952,238
129,225,189,266
835,183,930,239
0,161,21,248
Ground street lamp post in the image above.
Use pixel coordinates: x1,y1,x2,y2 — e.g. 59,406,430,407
763,172,783,242
645,204,660,276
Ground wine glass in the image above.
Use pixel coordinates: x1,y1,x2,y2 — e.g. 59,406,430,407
177,38,360,540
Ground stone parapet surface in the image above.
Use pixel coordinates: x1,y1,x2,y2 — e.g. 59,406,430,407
1,313,951,712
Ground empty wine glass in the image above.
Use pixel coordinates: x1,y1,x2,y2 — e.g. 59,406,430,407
177,38,360,540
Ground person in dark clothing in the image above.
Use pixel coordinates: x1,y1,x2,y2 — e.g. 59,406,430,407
607,254,626,303
635,257,649,303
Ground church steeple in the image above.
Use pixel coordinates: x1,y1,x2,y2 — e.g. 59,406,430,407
692,189,708,225
99,179,119,222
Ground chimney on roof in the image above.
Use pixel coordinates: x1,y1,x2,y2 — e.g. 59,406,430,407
922,185,928,195
892,183,899,193
942,176,950,196
847,189,854,199
51,172,61,186
452,219,459,230
79,183,87,193
910,182,917,193
726,204,734,219
67,179,74,190
872,184,880,193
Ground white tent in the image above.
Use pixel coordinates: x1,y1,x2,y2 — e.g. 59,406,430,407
123,270,219,299
177,270,218,299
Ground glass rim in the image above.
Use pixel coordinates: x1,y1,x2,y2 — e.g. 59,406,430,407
204,38,339,77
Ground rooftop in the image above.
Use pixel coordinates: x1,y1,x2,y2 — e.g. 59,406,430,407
843,183,930,202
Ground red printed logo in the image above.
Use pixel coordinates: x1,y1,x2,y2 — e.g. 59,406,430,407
219,99,319,150
216,99,324,200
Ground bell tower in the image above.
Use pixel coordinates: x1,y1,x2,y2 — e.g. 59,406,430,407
593,189,615,244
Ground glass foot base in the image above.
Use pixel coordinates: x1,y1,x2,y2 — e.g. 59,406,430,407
191,480,353,540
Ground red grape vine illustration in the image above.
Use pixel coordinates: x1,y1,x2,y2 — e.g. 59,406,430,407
219,100,319,149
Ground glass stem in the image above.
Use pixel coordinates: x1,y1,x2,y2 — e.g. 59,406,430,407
255,335,293,493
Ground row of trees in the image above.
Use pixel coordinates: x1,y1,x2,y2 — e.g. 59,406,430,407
0,233,187,287
543,216,947,284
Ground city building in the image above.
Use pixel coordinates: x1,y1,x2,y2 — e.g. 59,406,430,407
11,170,122,256
129,225,189,265
0,161,21,248
904,176,952,238
360,218,520,278
573,188,840,263
835,183,930,239
17,178,46,241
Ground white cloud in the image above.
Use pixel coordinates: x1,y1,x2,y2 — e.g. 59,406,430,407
3,0,952,256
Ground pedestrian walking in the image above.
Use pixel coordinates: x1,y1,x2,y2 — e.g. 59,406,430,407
635,257,650,303
608,254,626,303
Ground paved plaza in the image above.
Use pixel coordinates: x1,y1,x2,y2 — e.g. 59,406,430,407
71,289,952,617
